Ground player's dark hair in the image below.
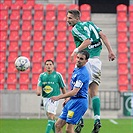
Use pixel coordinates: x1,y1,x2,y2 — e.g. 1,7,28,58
45,59,54,65
67,10,81,18
78,50,90,60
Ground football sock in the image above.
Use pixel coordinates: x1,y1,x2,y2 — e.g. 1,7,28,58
92,96,100,124
52,120,56,133
45,119,55,133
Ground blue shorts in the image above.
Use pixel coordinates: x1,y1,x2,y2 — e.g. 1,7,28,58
59,98,88,125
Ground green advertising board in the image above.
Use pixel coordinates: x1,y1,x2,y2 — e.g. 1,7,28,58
123,92,133,116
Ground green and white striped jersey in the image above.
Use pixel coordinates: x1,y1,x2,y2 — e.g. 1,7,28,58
71,21,102,58
37,71,66,98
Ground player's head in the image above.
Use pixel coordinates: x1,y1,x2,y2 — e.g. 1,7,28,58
67,10,81,27
76,50,89,68
45,60,54,73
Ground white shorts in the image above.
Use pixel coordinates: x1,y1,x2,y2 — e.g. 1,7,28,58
85,57,102,85
43,98,59,115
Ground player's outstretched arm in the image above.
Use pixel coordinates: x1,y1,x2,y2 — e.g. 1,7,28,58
99,31,116,61
36,86,42,96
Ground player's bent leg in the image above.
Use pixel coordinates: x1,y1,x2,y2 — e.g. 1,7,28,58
66,123,75,133
74,118,84,133
55,118,66,133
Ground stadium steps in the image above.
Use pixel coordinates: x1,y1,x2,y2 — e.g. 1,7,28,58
91,13,118,90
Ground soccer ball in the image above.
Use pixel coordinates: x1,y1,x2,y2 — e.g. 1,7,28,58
15,56,30,71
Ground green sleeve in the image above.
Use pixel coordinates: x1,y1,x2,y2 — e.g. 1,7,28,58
57,73,66,89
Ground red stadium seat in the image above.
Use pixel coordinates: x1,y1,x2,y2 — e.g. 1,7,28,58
0,41,6,51
25,0,35,6
7,62,18,73
44,41,55,52
8,41,19,51
32,52,42,62
45,31,55,41
19,84,29,90
9,30,19,41
68,42,75,52
32,63,42,73
57,21,67,31
0,20,8,30
117,4,127,22
10,9,20,20
34,11,44,21
130,32,133,43
68,4,79,10
3,0,12,6
14,0,24,6
130,43,133,53
46,4,56,21
130,53,133,64
56,52,66,63
21,31,31,41
57,31,67,42
0,10,8,20
57,4,67,21
31,73,40,90
0,3,9,10
0,51,6,62
22,20,32,31
10,20,20,30
22,3,32,10
68,63,75,74
80,4,91,21
118,42,128,53
19,73,30,84
56,41,67,52
44,52,54,61
34,4,44,11
118,85,128,92
117,22,128,32
118,74,128,87
0,62,6,73
21,51,31,60
129,22,133,32
129,5,133,22
56,63,66,74
33,21,44,31
118,53,128,64
45,21,55,31
22,11,32,21
0,73,5,84
33,31,43,41
8,51,18,62
32,41,43,52
11,2,21,10
20,41,31,51
0,30,8,41
7,73,17,84
118,64,128,75
7,84,17,90
117,32,128,42
130,65,133,75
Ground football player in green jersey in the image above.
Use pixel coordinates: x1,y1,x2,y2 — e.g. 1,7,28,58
67,10,116,133
36,59,67,133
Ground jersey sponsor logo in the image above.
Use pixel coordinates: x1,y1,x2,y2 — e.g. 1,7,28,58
43,85,53,93
88,42,102,49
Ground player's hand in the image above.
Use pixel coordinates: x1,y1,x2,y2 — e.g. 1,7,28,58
63,98,70,107
70,51,76,62
108,52,116,61
50,96,59,102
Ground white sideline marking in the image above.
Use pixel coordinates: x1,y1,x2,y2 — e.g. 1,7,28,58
109,119,118,124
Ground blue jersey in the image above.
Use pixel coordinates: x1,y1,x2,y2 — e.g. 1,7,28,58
59,66,90,124
70,66,90,99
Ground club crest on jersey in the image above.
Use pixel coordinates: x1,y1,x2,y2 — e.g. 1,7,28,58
43,85,53,93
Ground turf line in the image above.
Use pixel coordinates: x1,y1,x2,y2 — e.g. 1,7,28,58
109,119,118,124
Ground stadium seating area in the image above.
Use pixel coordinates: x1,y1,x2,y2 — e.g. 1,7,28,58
117,4,133,91
0,1,132,91
0,0,91,90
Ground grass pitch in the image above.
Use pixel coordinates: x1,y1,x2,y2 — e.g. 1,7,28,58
0,118,132,133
